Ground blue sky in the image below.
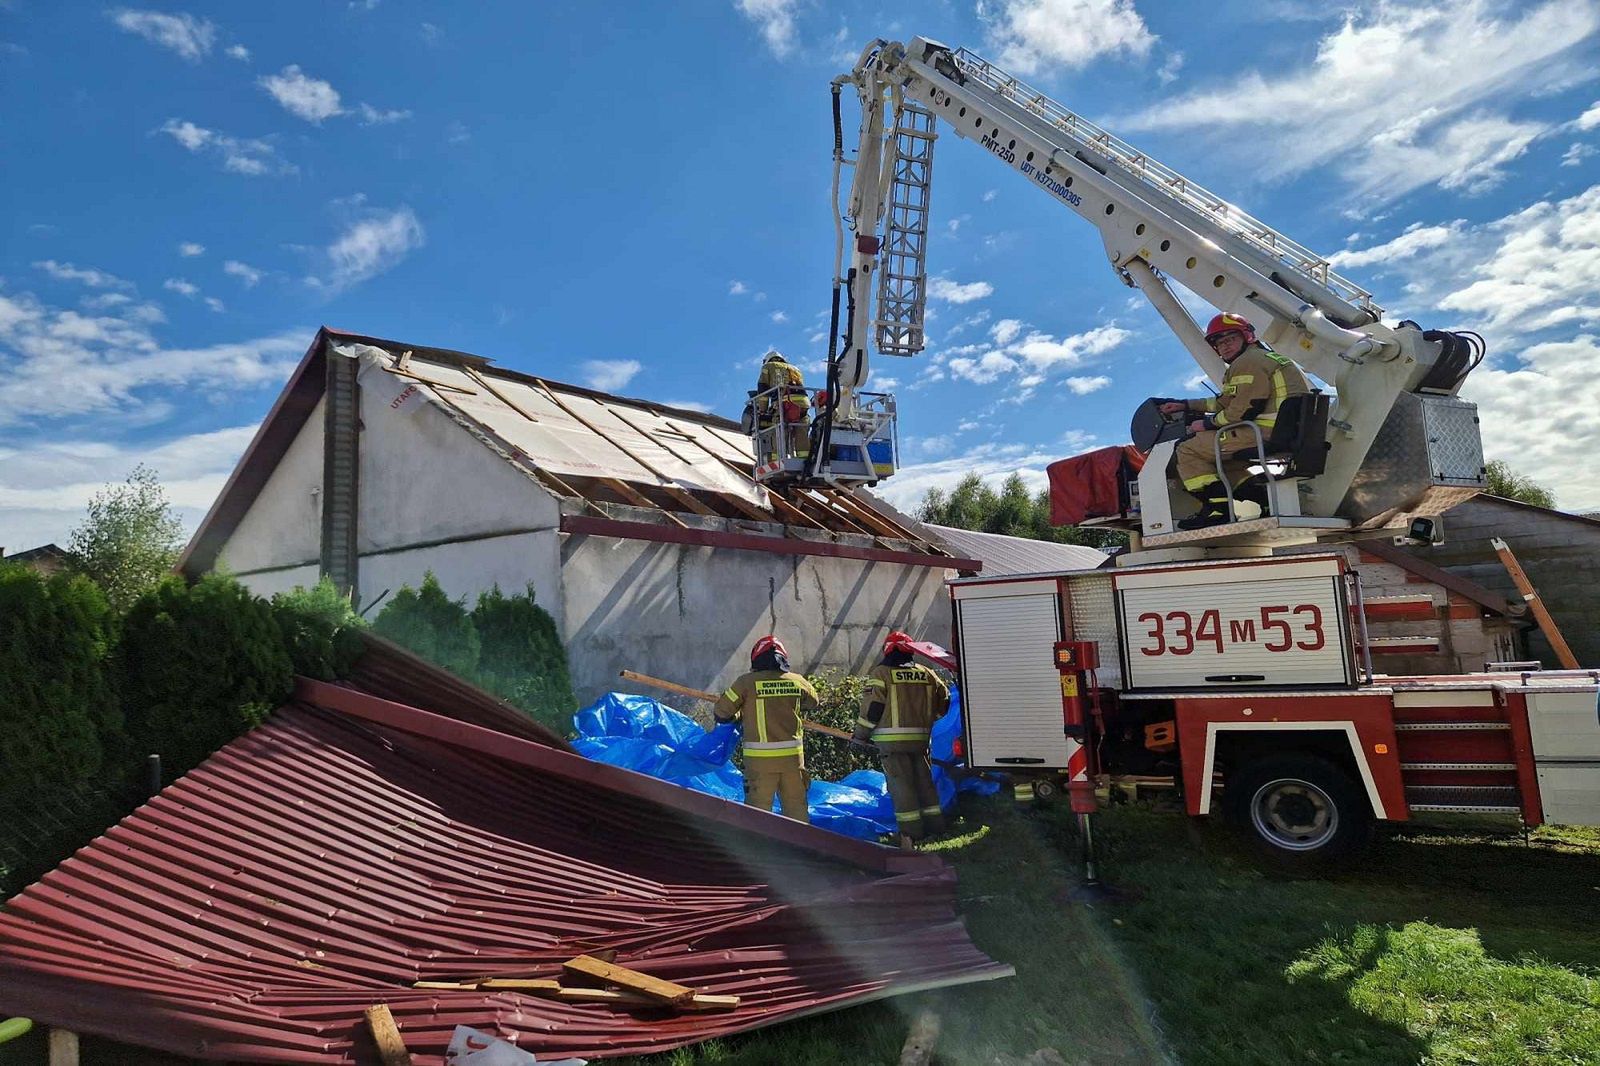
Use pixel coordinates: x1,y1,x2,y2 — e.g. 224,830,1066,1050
3,0,1599,551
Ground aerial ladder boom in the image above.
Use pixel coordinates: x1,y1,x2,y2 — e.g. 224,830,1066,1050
810,38,1485,542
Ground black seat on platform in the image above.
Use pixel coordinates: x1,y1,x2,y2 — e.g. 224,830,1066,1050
1231,391,1330,479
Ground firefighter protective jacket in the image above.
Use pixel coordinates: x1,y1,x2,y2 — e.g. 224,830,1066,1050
756,358,807,417
1193,343,1309,434
856,663,950,750
714,670,819,761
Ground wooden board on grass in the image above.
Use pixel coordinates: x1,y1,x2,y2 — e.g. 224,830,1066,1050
562,954,696,1004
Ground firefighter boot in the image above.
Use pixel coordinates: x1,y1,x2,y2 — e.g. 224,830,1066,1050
1176,485,1231,530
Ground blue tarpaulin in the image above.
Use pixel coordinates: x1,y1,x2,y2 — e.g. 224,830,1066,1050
571,683,997,840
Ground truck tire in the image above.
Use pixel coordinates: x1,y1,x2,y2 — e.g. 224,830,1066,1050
1224,753,1372,872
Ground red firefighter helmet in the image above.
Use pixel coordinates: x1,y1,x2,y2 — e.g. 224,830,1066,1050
750,635,787,663
883,629,917,656
1204,312,1256,347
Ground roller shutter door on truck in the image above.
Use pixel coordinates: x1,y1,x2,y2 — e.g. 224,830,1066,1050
955,580,1070,769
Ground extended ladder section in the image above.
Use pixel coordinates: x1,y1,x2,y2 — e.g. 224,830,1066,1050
875,102,936,356
939,46,1378,324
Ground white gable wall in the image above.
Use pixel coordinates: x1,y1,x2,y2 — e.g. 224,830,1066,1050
354,358,563,618
215,396,326,583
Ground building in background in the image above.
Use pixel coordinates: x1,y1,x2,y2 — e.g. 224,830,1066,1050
180,329,980,703
0,544,72,577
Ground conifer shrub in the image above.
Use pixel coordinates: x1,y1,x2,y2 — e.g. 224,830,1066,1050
271,578,366,681
371,573,481,678
470,584,576,734
118,574,293,784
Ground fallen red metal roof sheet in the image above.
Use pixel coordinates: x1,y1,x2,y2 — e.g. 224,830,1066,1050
0,680,1010,1063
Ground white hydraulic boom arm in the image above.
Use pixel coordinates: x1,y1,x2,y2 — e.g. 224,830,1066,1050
826,38,1485,528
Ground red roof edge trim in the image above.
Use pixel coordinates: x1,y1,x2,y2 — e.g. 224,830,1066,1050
560,514,981,571
177,329,332,577
297,677,942,874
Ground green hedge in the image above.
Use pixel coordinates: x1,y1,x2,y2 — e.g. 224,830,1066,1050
373,574,576,735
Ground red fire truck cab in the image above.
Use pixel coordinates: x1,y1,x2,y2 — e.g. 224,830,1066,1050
950,554,1600,868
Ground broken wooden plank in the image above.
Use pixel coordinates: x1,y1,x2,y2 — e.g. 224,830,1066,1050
363,1004,413,1066
411,980,479,990
552,987,739,1011
562,954,696,1005
600,478,690,528
1492,537,1580,668
48,1030,78,1066
899,1010,941,1066
478,978,562,992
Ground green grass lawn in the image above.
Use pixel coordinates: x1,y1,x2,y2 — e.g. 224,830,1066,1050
616,800,1600,1066
4,801,1597,1065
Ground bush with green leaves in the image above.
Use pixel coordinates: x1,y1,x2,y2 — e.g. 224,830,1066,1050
119,574,293,784
271,578,367,681
372,574,576,734
0,565,123,809
471,584,576,734
801,670,881,782
66,463,186,612
371,573,481,678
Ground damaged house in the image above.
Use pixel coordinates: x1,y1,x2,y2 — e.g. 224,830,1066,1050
180,329,978,703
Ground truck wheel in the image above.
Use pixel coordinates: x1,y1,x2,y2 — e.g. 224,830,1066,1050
1225,754,1372,872
1033,777,1059,801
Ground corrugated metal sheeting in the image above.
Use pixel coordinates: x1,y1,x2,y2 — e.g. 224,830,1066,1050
925,523,1107,576
0,681,1010,1063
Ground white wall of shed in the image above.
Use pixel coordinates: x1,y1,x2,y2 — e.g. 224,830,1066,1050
559,532,954,705
234,563,322,600
360,532,562,619
215,396,326,575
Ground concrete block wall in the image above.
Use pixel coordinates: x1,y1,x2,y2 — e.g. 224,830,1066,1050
1398,498,1600,668
1345,546,1518,676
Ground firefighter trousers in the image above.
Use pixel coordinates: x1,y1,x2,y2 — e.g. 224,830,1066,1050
879,747,945,840
1174,427,1255,495
744,755,810,823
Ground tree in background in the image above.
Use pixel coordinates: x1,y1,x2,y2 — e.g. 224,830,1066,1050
471,584,576,735
118,574,294,784
372,574,576,734
918,472,1125,549
1484,460,1557,509
372,573,482,678
67,465,185,611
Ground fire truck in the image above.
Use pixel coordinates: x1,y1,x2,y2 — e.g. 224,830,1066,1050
797,37,1600,868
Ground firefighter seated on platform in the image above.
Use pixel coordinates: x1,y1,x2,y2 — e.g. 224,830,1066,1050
1160,313,1309,530
714,635,818,822
753,350,811,462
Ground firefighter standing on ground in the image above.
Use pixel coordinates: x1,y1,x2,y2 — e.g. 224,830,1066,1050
753,350,811,461
1161,313,1310,529
714,635,818,822
855,631,949,841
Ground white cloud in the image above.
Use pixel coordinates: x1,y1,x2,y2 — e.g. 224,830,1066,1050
356,102,411,125
204,297,225,313
1156,50,1183,86
981,189,998,203
990,318,1023,345
1562,142,1597,167
420,22,443,45
729,279,749,296
108,9,215,62
873,442,1075,511
226,43,250,61
178,242,205,257
1065,374,1111,394
1012,324,1131,370
736,0,799,58
981,0,1155,75
259,65,343,123
662,399,713,413
0,425,262,550
770,310,789,323
223,260,263,287
1577,100,1600,131
162,278,199,298
157,118,294,176
312,206,425,292
445,121,472,145
949,351,1018,384
1328,222,1463,270
0,285,303,428
928,276,995,303
581,359,643,392
33,260,132,290
1123,1,1599,203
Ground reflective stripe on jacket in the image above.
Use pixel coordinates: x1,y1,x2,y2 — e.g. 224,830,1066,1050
858,663,949,749
1196,344,1309,431
714,669,819,760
